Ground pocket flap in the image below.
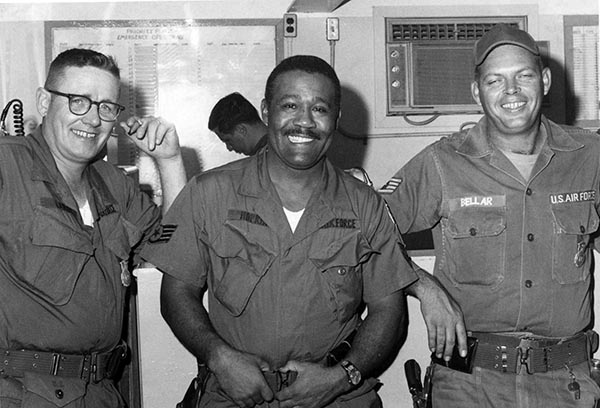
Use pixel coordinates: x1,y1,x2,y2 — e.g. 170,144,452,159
309,229,375,271
212,221,275,274
22,372,86,407
447,207,506,239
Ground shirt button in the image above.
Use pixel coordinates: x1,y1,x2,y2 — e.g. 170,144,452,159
337,267,347,275
580,225,586,233
525,280,533,288
526,188,532,196
55,389,64,399
527,233,534,241
469,227,477,236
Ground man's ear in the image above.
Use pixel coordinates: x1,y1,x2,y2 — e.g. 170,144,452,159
542,67,552,96
260,99,268,125
235,124,248,136
471,81,482,105
36,87,50,117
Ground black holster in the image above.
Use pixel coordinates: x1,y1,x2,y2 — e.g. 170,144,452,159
176,364,209,408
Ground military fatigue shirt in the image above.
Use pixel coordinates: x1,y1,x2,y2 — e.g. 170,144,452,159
143,149,417,367
382,116,600,337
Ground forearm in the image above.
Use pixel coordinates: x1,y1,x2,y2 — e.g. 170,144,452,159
404,260,441,299
160,274,230,366
403,260,468,359
156,154,187,214
121,116,186,212
344,290,407,378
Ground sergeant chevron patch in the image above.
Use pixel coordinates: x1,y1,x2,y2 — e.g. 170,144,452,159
378,177,402,194
149,224,178,243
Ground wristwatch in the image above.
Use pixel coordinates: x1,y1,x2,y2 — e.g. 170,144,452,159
340,360,362,387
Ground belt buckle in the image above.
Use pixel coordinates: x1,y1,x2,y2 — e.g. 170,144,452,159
275,370,298,392
51,353,62,376
517,347,534,374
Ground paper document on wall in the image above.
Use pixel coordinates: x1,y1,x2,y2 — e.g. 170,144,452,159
51,23,276,201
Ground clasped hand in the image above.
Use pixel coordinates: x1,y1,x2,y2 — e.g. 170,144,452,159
120,116,181,160
212,349,347,408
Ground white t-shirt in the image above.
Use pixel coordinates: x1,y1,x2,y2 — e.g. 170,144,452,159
500,149,539,181
283,207,305,233
79,199,94,227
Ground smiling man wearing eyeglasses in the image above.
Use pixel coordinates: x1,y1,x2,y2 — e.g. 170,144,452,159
0,48,186,407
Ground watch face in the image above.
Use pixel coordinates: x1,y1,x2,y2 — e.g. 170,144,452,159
349,368,361,385
342,361,362,386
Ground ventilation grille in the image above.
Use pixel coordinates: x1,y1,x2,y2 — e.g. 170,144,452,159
389,19,523,42
383,16,528,115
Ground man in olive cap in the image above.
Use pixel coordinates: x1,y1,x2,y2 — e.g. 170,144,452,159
382,24,600,407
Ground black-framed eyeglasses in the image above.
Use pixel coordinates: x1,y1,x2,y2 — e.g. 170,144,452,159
45,89,125,122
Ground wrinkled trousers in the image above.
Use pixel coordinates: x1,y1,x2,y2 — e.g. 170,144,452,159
431,361,600,408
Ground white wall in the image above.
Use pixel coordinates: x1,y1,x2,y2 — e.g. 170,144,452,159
0,1,597,407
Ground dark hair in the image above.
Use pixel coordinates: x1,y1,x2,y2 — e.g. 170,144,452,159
208,92,262,133
264,55,341,109
44,48,120,89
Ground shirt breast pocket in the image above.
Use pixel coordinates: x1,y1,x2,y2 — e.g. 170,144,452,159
445,207,506,287
26,206,94,305
209,221,276,316
309,230,375,323
551,204,599,284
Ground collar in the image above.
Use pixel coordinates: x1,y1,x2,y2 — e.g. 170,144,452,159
456,115,584,158
237,149,354,225
28,127,119,215
29,127,63,184
237,149,273,199
541,116,585,152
